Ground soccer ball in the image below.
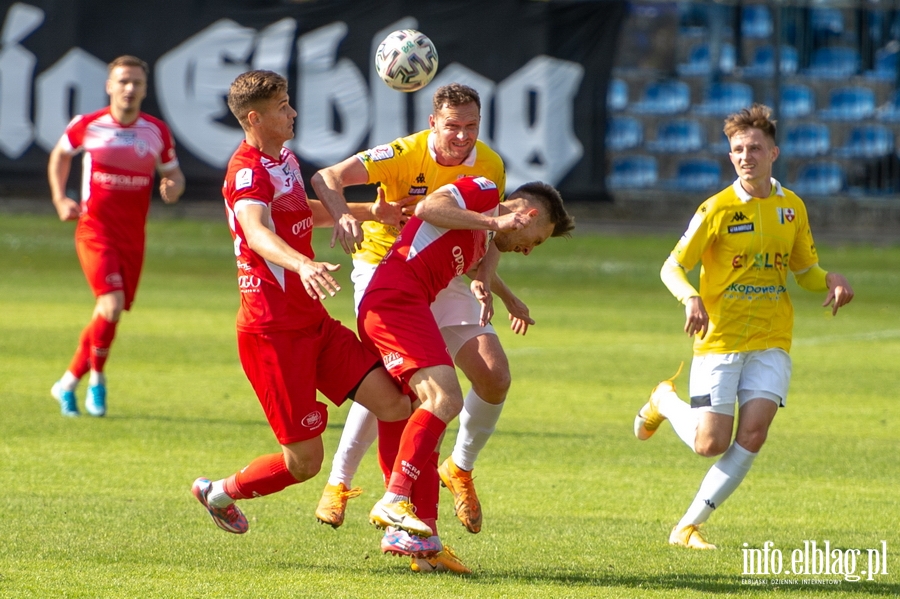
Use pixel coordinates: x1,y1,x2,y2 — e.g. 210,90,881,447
374,29,439,92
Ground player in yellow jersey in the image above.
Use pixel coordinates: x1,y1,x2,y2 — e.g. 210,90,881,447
633,104,854,550
311,83,531,572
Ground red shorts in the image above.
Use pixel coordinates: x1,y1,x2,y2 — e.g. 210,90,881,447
358,288,453,392
237,316,380,445
75,236,143,310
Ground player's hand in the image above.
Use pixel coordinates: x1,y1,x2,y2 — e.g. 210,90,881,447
160,177,184,204
684,296,709,339
298,259,341,300
331,213,364,255
371,189,416,228
53,197,81,221
824,272,854,315
502,293,535,335
471,280,494,327
493,208,538,232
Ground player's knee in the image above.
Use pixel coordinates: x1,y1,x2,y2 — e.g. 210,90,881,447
695,436,729,457
471,365,511,402
285,458,321,483
377,395,412,423
735,428,768,453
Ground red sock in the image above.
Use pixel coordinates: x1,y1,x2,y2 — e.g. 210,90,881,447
411,451,440,536
223,453,299,499
377,418,407,484
386,409,446,497
90,316,118,372
67,322,93,379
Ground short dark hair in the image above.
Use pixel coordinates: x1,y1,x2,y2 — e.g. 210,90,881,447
433,83,481,113
509,181,575,238
724,103,777,143
227,70,288,129
108,55,149,77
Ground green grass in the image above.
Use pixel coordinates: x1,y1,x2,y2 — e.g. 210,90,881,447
0,212,898,598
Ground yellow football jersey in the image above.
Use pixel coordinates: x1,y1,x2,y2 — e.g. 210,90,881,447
669,180,819,354
352,130,506,264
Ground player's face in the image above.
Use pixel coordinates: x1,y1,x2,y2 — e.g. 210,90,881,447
429,102,480,166
254,92,298,145
494,214,554,255
106,66,147,116
728,128,779,186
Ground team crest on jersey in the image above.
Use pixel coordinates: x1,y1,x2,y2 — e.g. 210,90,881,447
472,176,497,190
301,411,323,429
383,351,404,370
134,139,148,157
777,207,795,224
366,144,395,162
236,168,253,190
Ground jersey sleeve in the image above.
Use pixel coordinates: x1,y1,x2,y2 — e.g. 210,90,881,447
447,176,500,214
156,120,179,170
669,199,716,271
356,138,404,185
228,162,274,208
61,114,88,154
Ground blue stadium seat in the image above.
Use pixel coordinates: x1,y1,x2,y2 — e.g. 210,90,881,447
664,158,722,192
790,161,846,196
818,86,875,121
677,43,736,76
803,46,860,79
779,84,815,118
693,82,753,116
630,80,691,115
607,78,628,112
832,124,894,158
742,5,773,39
782,123,830,157
646,119,704,153
811,8,844,37
607,155,658,189
865,43,899,81
877,90,900,122
606,116,643,151
743,45,798,78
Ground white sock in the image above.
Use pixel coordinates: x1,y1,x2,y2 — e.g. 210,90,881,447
451,390,504,472
327,401,378,487
383,492,408,504
59,371,80,391
207,479,235,508
678,442,757,527
658,392,698,449
88,370,105,387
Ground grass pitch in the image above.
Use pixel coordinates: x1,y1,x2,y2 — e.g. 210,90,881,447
0,210,898,598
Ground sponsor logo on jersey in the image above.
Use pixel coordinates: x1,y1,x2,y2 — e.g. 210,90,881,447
724,282,787,300
472,176,496,191
292,216,314,236
393,142,404,155
416,172,426,184
238,275,262,291
91,171,151,189
733,252,789,270
727,223,755,234
383,351,403,370
366,144,395,162
301,410,323,429
731,211,748,222
236,168,253,190
236,261,252,271
408,185,428,196
105,273,123,287
777,207,795,224
452,245,466,276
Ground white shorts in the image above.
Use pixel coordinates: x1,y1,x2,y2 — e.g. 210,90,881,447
352,260,496,359
688,348,791,416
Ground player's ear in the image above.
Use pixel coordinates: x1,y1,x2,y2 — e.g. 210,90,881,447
247,110,260,127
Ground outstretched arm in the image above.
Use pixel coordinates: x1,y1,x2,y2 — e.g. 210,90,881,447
310,156,371,253
415,188,535,232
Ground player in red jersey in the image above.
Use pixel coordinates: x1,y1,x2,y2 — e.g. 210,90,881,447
363,176,575,573
48,55,185,418
189,70,415,544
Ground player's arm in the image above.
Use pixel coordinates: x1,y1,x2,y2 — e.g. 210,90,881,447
236,201,340,300
310,156,371,254
469,242,502,328
794,264,854,315
308,187,410,229
661,256,708,339
47,141,80,221
490,272,534,335
158,165,185,204
415,188,534,232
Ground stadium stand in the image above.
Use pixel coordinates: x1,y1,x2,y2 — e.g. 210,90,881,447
607,155,658,189
832,124,895,158
818,86,876,121
646,119,704,153
782,123,831,157
606,116,643,151
630,80,692,114
663,158,722,192
791,161,847,195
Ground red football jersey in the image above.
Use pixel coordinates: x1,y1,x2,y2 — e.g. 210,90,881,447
366,176,500,304
61,107,178,249
223,141,327,333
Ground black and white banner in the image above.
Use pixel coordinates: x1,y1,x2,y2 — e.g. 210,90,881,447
0,0,625,201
